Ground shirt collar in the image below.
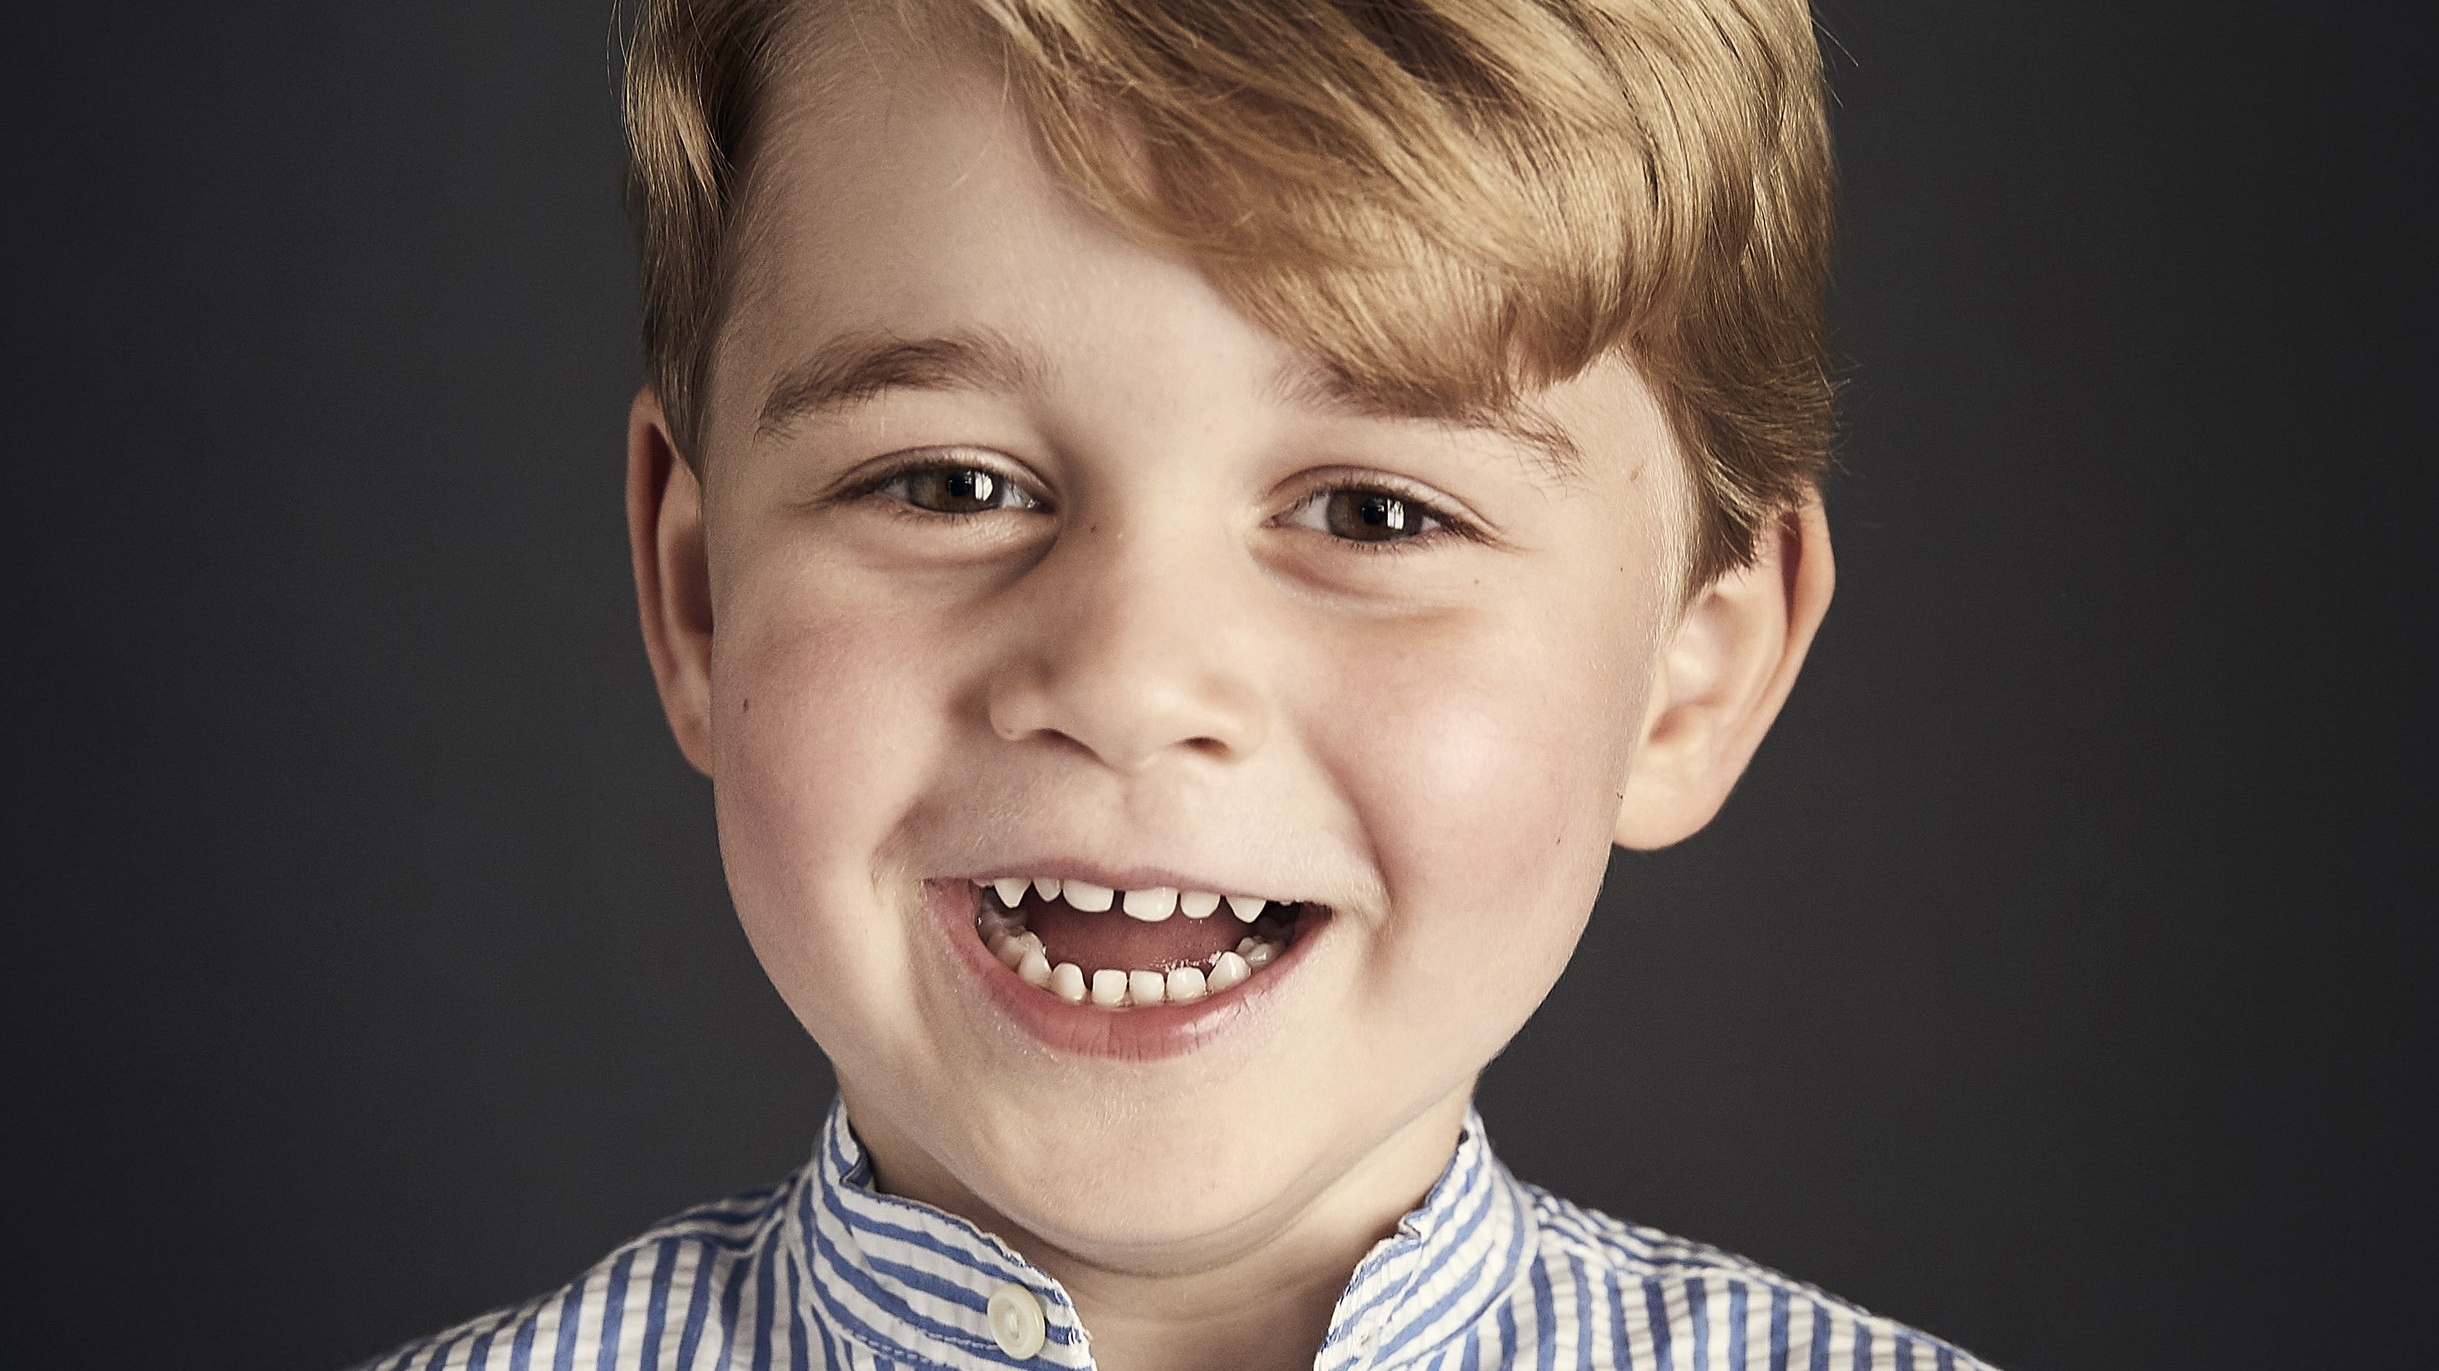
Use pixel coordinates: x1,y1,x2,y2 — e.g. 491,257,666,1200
783,1098,1537,1371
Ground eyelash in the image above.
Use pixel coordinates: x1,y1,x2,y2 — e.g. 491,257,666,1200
1278,479,1480,552
845,454,1045,521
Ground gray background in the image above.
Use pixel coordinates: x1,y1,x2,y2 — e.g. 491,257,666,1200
2,2,2428,1367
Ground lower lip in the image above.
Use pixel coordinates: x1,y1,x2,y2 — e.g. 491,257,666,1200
928,882,1320,1061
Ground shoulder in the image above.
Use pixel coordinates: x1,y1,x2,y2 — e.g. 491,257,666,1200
346,1182,796,1371
1514,1183,1999,1371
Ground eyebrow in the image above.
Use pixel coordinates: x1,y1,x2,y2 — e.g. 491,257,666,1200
755,328,1586,482
757,329,1045,438
1264,361,1586,485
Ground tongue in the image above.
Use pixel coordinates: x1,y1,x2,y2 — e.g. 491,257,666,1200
1023,900,1257,976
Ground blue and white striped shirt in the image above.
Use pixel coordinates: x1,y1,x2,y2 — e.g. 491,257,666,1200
357,1101,1991,1371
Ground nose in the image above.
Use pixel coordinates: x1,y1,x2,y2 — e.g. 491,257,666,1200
986,528,1270,772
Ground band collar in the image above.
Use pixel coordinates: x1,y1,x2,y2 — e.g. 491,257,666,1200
785,1099,1537,1371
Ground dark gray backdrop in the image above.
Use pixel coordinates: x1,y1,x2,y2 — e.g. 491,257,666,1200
3,3,2428,1368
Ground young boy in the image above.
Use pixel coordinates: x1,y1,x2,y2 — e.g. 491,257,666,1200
365,0,1991,1366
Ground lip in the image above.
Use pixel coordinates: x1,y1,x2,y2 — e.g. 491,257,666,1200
925,878,1322,1061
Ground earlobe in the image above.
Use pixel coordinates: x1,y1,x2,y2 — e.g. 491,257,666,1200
626,388,717,776
1612,500,1834,849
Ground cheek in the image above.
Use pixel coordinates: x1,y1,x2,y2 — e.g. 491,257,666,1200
1315,590,1656,1017
706,580,954,1017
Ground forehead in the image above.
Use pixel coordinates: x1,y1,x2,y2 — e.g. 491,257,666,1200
722,29,1195,382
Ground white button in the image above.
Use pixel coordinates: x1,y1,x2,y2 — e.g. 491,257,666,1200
985,1282,1047,1359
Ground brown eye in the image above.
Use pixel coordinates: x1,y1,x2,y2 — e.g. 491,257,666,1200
884,464,1031,515
1321,489,1428,542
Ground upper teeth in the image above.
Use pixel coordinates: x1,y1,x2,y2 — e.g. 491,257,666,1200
973,876,1269,923
1122,887,1175,920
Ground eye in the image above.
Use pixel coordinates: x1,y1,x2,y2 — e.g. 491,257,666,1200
876,462,1038,516
1283,486,1448,544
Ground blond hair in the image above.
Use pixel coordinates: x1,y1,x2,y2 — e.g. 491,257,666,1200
624,0,1833,584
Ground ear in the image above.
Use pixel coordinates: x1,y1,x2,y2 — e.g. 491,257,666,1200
1613,499,1834,849
627,387,716,776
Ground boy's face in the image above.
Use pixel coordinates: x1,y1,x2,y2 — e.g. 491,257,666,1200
631,34,1826,1273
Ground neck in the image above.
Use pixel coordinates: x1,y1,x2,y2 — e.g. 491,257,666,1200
842,1089,1473,1371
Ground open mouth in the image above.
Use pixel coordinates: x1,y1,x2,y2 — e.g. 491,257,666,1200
971,876,1312,1008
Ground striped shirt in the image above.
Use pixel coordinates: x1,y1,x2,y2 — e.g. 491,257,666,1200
356,1100,1992,1371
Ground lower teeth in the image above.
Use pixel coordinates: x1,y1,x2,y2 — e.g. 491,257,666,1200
980,900,1288,1008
